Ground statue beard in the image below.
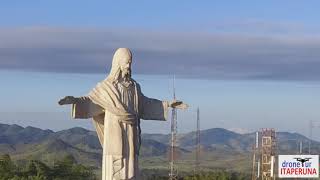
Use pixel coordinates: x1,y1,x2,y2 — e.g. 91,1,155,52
121,68,131,82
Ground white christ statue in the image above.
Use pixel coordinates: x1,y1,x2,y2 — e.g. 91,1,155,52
58,48,188,180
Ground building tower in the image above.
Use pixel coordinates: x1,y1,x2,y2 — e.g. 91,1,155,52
261,129,276,180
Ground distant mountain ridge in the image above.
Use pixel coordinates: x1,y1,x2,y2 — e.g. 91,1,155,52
0,123,319,171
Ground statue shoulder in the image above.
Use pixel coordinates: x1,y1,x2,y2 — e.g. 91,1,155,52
131,79,141,90
93,78,117,91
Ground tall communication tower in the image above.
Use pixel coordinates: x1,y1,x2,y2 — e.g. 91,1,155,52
195,107,200,174
251,131,259,180
308,120,320,154
309,120,313,154
169,76,178,180
261,128,276,180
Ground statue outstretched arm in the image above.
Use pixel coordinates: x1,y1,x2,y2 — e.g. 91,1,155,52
58,96,104,119
139,95,188,121
167,100,189,110
136,82,188,120
58,96,82,105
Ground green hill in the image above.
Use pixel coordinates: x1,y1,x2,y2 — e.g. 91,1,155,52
0,123,318,174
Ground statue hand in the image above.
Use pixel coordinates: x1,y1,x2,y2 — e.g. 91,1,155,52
58,96,77,105
169,100,189,110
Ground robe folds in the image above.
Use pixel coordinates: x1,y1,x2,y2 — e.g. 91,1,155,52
71,78,169,180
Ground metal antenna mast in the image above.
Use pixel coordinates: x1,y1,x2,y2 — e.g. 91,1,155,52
169,75,178,180
195,107,200,174
309,120,313,154
251,131,259,180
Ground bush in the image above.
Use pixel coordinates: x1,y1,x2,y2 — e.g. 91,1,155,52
0,154,96,180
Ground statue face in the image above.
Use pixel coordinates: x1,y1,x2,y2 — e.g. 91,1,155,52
119,56,132,79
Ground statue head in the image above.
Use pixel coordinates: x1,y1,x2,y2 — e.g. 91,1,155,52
107,48,132,83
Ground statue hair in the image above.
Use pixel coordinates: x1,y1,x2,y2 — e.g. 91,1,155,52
107,48,132,83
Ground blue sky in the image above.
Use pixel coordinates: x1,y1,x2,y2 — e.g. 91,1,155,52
1,1,320,140
1,1,319,29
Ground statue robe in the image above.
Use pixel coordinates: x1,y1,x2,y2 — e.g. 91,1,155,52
71,78,168,180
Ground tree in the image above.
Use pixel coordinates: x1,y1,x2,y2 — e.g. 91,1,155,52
0,154,96,180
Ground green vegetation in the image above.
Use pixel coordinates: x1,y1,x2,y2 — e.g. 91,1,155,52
0,153,250,180
1,124,315,179
183,171,249,180
0,154,97,180
139,169,250,180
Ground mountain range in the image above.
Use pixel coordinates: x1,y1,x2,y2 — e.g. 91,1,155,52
0,123,319,172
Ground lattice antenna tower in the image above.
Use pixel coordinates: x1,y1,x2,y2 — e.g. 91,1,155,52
169,75,178,180
308,120,320,154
